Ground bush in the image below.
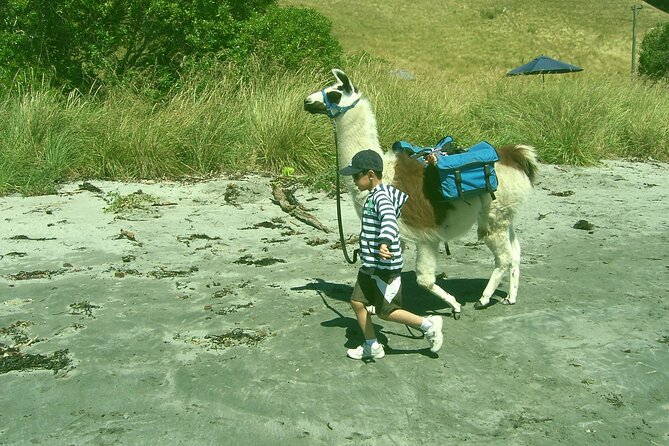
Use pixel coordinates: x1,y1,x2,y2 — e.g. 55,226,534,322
232,6,343,71
638,21,669,81
0,1,340,94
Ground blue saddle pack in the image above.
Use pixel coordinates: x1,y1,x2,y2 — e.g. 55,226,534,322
392,136,499,202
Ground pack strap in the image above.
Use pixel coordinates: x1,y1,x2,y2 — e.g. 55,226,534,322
484,164,496,200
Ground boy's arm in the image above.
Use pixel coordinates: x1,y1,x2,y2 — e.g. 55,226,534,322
376,195,399,256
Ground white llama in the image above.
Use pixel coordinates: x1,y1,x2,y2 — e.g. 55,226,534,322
304,69,538,318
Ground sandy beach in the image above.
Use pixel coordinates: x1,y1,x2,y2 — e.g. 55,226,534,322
1,159,668,445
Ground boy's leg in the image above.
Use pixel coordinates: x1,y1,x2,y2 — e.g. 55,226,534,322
383,308,423,328
347,276,385,360
375,278,444,354
382,309,444,353
351,299,376,340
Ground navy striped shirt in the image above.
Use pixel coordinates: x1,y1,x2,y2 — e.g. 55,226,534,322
359,184,408,277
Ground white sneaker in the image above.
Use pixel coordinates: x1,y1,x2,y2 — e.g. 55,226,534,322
425,315,443,353
347,342,385,360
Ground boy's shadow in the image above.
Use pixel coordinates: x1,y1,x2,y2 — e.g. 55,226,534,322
292,272,501,359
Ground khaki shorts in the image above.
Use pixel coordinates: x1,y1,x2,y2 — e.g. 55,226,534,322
351,271,403,318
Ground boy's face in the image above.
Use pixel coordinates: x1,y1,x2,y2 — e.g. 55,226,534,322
352,170,376,191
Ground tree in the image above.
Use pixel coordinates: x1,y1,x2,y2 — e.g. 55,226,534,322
233,6,343,71
0,0,340,92
638,21,669,81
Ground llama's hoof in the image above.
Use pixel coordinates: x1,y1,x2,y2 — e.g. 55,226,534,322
474,301,489,309
452,310,461,320
500,298,516,305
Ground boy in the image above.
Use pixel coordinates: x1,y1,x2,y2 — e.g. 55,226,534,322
339,149,443,360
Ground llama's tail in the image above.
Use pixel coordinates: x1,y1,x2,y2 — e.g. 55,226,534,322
497,144,539,186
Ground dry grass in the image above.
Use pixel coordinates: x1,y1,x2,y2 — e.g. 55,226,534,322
281,0,668,80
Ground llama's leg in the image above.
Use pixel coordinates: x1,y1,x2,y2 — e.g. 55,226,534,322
506,225,521,305
415,242,462,319
475,226,513,308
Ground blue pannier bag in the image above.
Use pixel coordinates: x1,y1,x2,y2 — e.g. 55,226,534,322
435,141,499,201
392,137,499,202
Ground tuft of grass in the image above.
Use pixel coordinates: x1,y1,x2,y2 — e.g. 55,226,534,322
103,190,159,213
346,60,669,166
1,57,668,196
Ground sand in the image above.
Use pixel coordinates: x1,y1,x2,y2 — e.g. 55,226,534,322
1,160,668,445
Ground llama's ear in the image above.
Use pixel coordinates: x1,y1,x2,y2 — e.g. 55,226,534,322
332,68,354,94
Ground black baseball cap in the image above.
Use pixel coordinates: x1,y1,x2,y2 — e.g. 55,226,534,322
339,149,384,176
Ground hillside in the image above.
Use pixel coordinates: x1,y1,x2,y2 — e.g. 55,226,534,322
281,0,669,79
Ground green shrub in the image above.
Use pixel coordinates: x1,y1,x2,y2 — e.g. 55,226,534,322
638,21,669,81
0,1,340,94
233,6,343,71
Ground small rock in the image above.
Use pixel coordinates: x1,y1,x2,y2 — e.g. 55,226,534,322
79,182,103,194
573,220,594,231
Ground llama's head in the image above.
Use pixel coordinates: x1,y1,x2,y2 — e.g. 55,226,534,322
303,69,362,119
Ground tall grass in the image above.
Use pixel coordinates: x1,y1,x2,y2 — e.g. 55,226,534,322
0,64,335,195
349,61,669,165
1,59,668,196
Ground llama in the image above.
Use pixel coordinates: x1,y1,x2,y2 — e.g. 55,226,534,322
304,69,538,318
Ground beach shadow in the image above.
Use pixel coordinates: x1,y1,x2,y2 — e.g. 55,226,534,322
292,273,507,314
399,271,506,314
311,282,441,359
321,313,436,359
292,278,352,303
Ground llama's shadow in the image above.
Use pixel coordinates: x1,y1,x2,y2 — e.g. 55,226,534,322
292,278,433,357
404,271,507,313
291,272,504,315
315,294,437,359
292,273,503,358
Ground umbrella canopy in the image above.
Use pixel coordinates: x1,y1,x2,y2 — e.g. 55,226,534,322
507,55,583,77
644,0,669,14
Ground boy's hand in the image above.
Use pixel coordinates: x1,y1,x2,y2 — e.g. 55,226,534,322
379,244,393,259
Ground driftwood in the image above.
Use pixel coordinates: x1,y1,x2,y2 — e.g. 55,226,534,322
271,182,330,233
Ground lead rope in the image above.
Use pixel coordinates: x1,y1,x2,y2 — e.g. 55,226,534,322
331,119,359,265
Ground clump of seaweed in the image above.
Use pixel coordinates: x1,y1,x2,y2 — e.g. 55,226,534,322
213,302,255,315
0,321,35,345
204,328,269,349
0,345,71,374
233,255,286,267
7,269,64,280
69,301,100,318
148,266,199,279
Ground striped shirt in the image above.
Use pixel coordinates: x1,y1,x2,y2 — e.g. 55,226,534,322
359,184,409,277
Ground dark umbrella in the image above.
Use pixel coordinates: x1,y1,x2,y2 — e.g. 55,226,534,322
644,0,669,13
507,55,583,82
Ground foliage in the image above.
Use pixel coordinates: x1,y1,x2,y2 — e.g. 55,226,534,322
103,191,159,214
232,6,343,71
638,21,669,81
0,0,340,93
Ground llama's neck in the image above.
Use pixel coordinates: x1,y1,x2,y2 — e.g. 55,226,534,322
334,98,397,208
335,98,381,165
